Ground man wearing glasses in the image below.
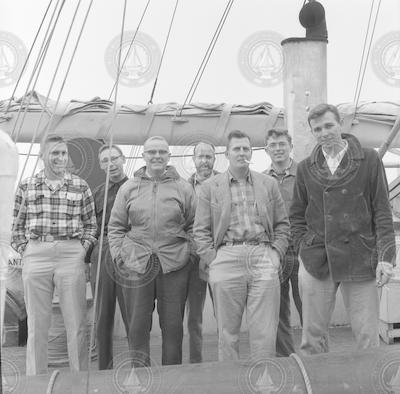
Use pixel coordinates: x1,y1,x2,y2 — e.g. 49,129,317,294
87,144,130,369
108,136,196,366
264,129,302,357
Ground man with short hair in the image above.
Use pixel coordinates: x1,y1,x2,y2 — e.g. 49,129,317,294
108,136,196,366
264,128,302,357
12,135,97,375
88,144,130,369
290,103,395,355
194,130,290,360
186,141,218,363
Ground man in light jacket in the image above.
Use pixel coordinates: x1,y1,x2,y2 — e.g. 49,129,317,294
108,136,196,366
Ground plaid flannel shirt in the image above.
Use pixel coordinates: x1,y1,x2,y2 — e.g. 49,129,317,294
12,170,97,254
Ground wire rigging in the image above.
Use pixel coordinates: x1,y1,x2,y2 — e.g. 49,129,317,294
179,0,234,116
148,0,179,104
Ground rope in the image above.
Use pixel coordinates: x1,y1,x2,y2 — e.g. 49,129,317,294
353,0,382,119
179,0,234,116
352,0,375,104
290,353,313,394
46,369,60,394
2,0,54,117
11,0,65,142
107,0,152,101
147,0,179,105
86,1,127,392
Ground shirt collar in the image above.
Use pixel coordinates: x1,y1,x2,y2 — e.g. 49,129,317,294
35,170,71,186
267,159,296,177
321,140,348,161
227,169,253,185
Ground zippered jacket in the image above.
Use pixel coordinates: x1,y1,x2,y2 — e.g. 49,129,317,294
108,165,196,274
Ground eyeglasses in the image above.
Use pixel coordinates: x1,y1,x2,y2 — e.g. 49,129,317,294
266,142,290,149
143,149,169,156
100,155,121,165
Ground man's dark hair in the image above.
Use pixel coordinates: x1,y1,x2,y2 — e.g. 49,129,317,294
307,103,341,127
265,128,292,146
193,142,216,156
40,135,66,154
98,144,124,159
226,130,251,150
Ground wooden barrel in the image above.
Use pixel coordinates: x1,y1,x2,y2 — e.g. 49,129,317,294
48,283,97,366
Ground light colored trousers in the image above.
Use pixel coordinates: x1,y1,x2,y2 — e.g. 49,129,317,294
299,258,379,355
209,245,280,361
22,239,88,375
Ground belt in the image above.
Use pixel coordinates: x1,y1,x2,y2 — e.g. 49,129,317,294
221,240,269,247
32,235,78,242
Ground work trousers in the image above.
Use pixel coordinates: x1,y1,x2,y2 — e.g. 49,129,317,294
22,239,87,375
90,237,129,369
276,252,302,357
122,255,190,366
299,258,379,355
209,245,280,361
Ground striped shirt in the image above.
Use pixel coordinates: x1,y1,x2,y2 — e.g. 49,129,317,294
223,170,268,243
12,170,97,253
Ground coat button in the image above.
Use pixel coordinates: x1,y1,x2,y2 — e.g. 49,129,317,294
342,189,348,194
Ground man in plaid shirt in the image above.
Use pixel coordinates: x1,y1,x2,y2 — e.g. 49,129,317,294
12,135,97,375
194,130,290,360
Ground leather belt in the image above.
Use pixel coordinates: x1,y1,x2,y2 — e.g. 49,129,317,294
33,235,78,242
221,241,268,247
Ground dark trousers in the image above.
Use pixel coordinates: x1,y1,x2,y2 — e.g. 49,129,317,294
90,238,129,369
276,255,303,357
123,255,190,366
186,255,207,363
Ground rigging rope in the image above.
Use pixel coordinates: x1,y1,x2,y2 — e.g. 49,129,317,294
353,0,382,117
86,1,127,392
107,0,151,101
11,0,65,142
2,0,54,117
179,0,234,116
148,0,179,104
